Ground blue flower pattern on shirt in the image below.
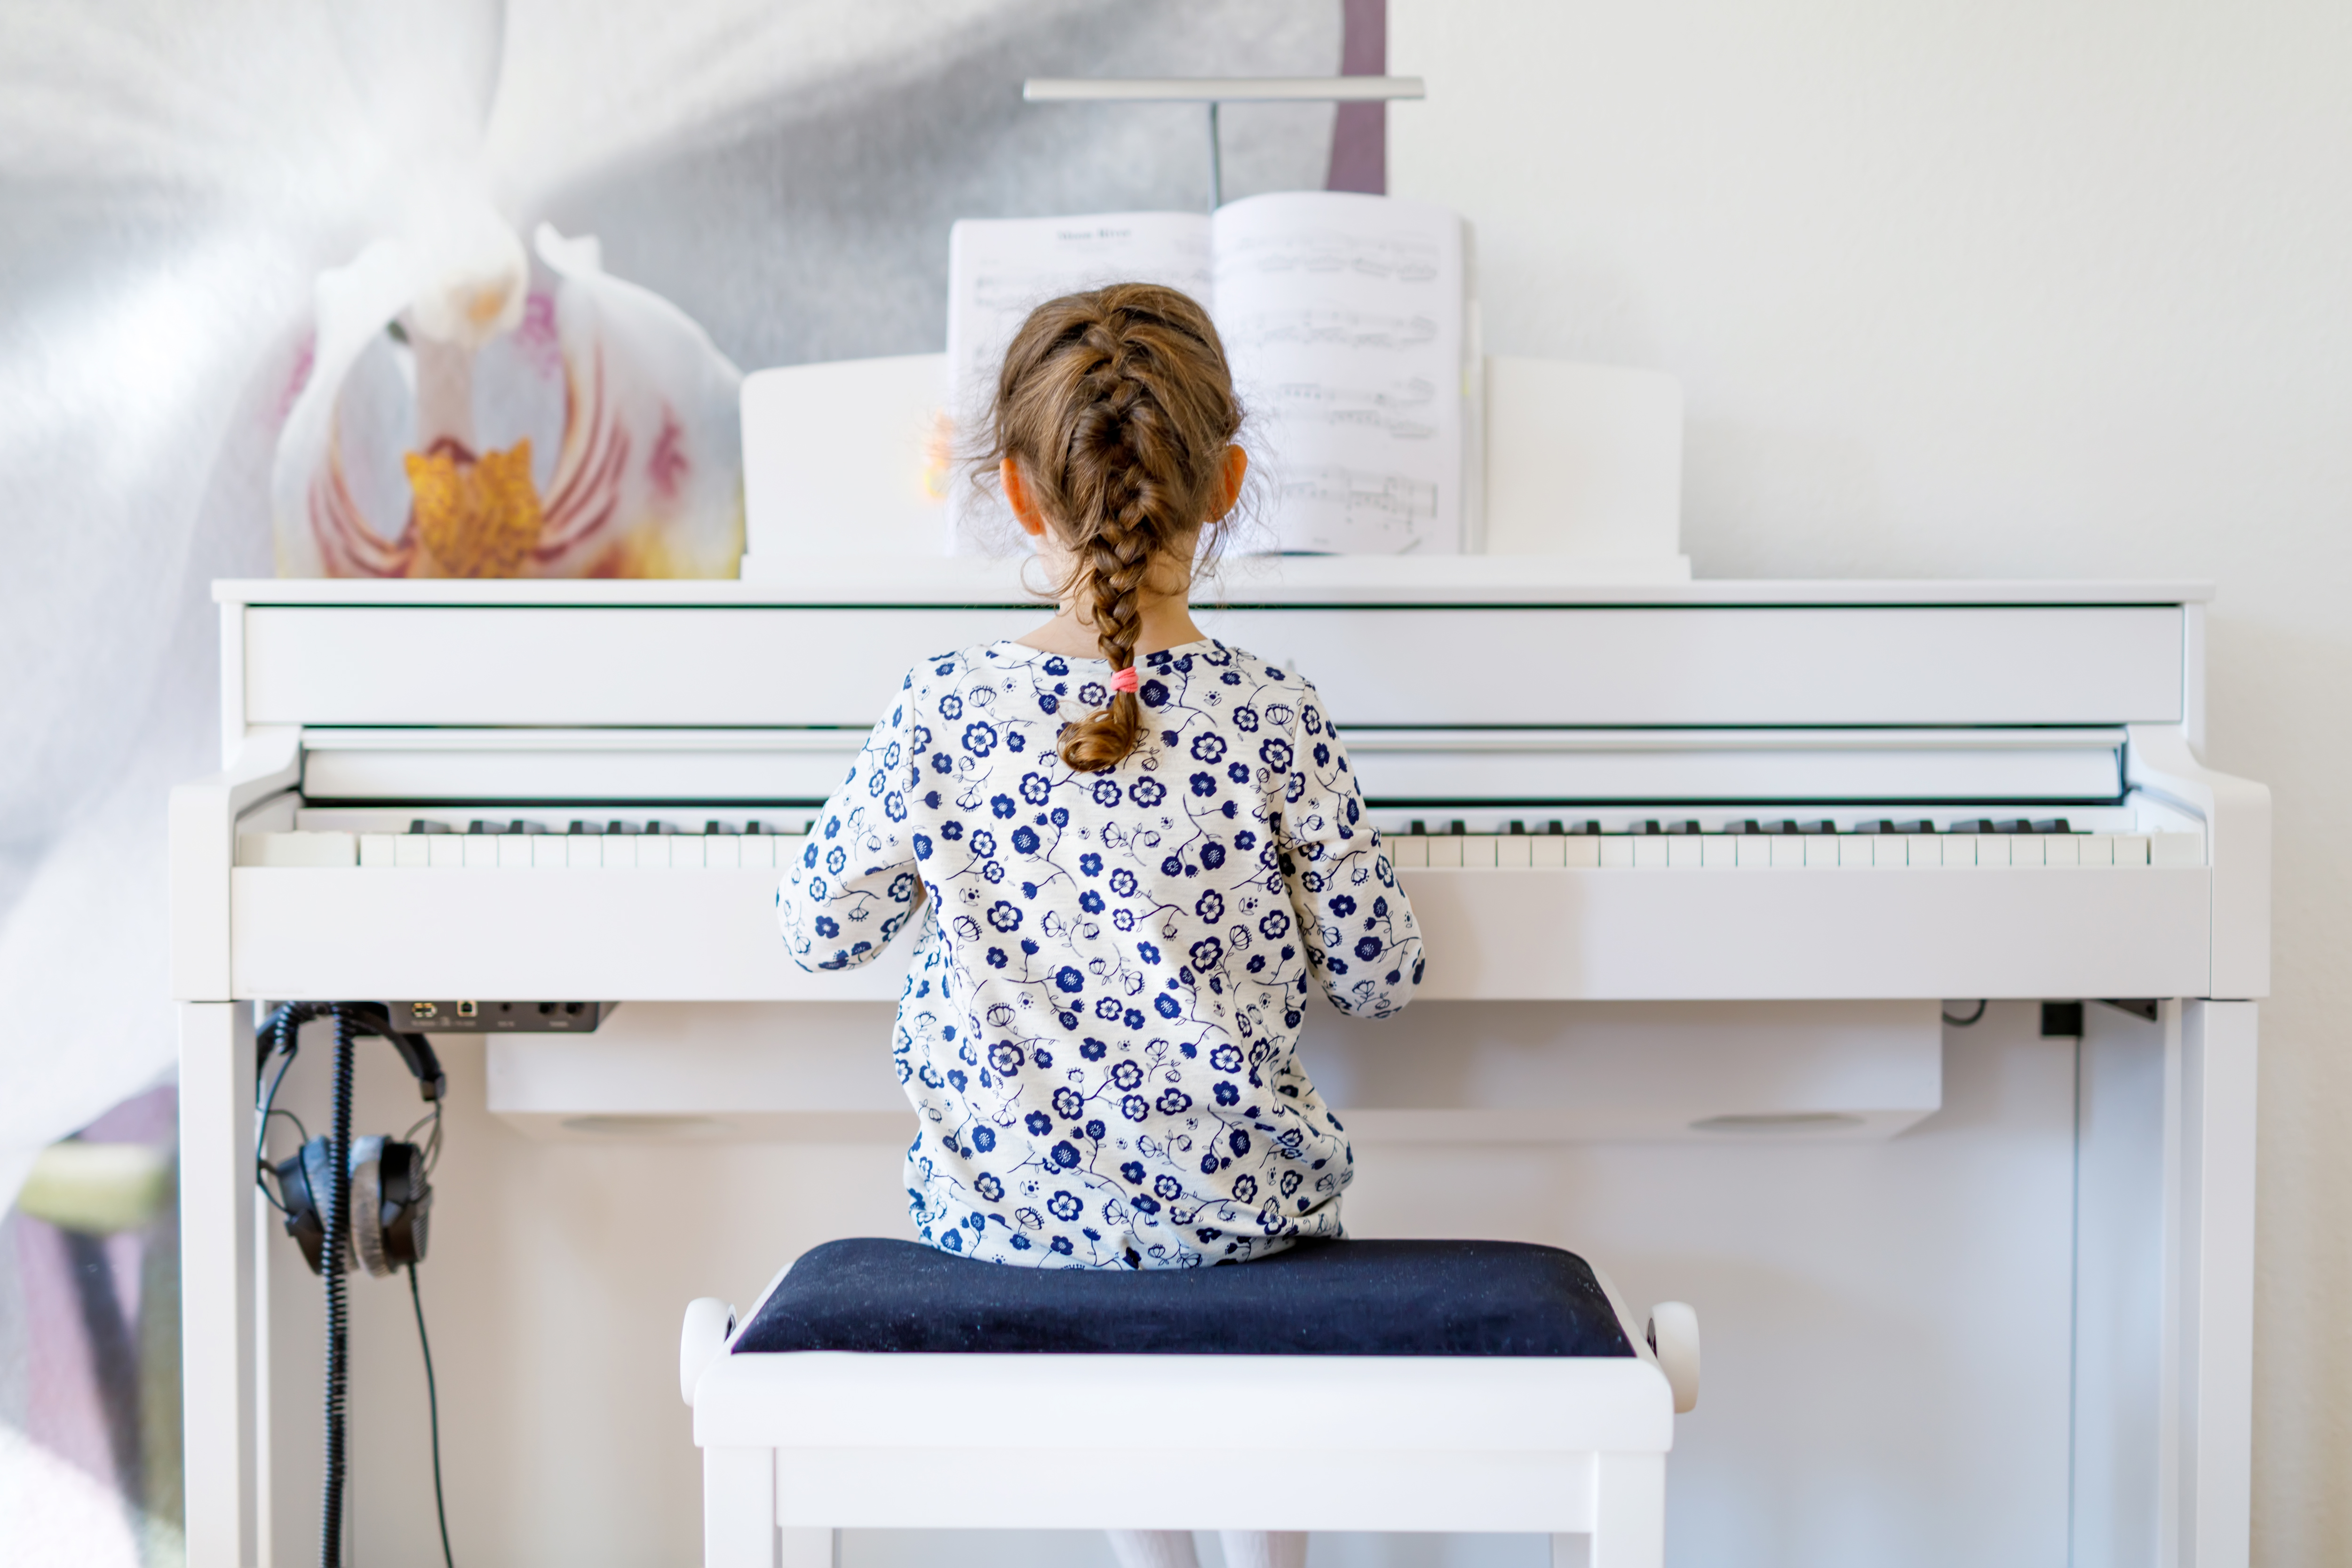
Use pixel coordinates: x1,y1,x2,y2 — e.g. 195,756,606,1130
777,639,1422,1269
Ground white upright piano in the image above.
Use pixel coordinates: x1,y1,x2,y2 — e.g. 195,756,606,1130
172,561,2267,1568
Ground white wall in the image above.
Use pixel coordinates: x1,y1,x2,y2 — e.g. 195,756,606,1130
1388,4,2352,1560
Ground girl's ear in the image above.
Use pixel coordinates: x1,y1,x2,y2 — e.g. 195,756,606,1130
1215,445,1248,520
1002,457,1049,538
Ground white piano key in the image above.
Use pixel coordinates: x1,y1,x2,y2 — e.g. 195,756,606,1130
2044,835,2079,868
1633,836,1669,869
638,836,675,869
461,835,496,869
497,835,534,869
1666,835,1703,869
1562,837,1601,869
566,836,603,869
705,836,742,870
2150,832,2201,867
1600,836,1634,869
2114,835,2150,867
1838,836,1874,869
739,835,776,871
394,835,432,868
2078,835,2114,867
1871,837,1906,869
532,836,567,869
1977,836,2011,868
1387,835,1427,868
1734,835,1769,869
2011,837,2046,868
1700,835,1738,869
1805,836,1839,869
236,831,358,868
1528,836,1565,869
1494,836,1532,868
1770,836,1805,869
602,836,640,869
1907,834,1943,868
1458,836,1498,868
359,833,396,868
1426,836,1463,868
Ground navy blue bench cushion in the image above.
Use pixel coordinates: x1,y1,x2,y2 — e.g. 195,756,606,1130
732,1238,1635,1358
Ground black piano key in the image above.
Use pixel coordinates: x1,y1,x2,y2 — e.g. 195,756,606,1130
1853,819,1896,835
510,820,548,835
565,820,603,835
1894,820,1934,835
1564,820,1602,835
1665,820,1702,835
2033,818,2072,834
644,820,679,835
1408,819,1427,835
1639,820,1663,835
705,820,741,835
409,820,453,835
1799,820,1836,835
1722,820,1758,835
604,820,642,836
1995,819,2032,834
1508,820,1526,835
1949,818,1995,834
467,820,491,835
1448,820,1468,836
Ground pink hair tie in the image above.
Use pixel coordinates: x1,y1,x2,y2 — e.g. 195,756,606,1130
1109,666,1140,695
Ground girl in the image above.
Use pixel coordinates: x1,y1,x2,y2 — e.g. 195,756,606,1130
777,280,1422,1568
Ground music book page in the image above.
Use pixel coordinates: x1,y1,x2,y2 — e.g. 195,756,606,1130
945,195,1468,555
1213,191,1467,555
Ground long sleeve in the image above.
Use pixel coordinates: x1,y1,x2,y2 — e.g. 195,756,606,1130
776,676,925,971
1276,679,1422,1017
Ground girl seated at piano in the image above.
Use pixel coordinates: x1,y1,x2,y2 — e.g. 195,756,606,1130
779,278,1422,1277
777,281,1421,1568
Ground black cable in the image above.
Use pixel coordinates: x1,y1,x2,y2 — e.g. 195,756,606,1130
408,1263,457,1568
1941,999,1989,1027
320,1009,355,1568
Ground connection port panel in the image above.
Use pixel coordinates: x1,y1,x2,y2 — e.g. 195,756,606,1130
381,1002,613,1034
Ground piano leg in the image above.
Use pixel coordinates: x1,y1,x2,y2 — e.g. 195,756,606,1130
1579,1451,1665,1568
2164,1000,2258,1568
179,1000,257,1568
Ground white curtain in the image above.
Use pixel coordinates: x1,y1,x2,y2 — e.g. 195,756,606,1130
0,0,1341,1208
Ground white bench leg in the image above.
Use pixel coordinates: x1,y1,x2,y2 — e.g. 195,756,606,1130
705,1446,777,1568
1588,1452,1665,1568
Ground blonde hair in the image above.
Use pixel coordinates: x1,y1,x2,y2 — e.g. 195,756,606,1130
978,283,1244,771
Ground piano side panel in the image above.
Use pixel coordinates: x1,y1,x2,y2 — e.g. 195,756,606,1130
229,867,2210,1003
243,605,2185,729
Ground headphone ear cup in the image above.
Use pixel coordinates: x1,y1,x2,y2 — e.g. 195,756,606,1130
276,1139,330,1276
377,1140,433,1269
349,1135,393,1278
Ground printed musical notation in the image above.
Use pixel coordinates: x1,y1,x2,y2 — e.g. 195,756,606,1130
1224,309,1440,355
1276,465,1442,554
1263,378,1439,441
1216,228,1443,285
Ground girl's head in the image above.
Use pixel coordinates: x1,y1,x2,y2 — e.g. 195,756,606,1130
979,283,1247,771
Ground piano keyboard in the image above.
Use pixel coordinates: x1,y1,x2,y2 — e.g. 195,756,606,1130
234,813,2203,871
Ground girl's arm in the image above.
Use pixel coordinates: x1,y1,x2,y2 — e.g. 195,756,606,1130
1276,681,1423,1017
777,680,925,972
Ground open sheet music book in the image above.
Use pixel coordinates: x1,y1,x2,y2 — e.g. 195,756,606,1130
947,192,1471,556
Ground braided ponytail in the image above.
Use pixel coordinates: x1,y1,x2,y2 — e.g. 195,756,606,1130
978,284,1244,771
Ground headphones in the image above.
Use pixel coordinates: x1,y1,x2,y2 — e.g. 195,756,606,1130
257,1003,447,1277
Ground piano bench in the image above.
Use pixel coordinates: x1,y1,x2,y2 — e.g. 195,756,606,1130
682,1238,1696,1568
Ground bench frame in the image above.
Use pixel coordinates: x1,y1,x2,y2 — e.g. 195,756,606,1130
685,1263,1685,1568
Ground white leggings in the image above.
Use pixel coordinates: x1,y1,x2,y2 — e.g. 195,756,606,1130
1107,1531,1307,1568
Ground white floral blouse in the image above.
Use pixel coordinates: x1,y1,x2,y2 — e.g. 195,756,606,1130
777,638,1422,1270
